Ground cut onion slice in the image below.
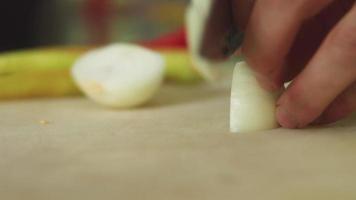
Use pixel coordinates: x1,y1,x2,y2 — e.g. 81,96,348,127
230,62,281,133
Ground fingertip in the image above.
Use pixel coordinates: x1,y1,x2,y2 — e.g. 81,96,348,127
276,88,315,129
276,105,299,129
242,38,286,92
255,73,282,92
242,49,282,92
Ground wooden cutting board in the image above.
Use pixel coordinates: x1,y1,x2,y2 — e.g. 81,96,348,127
0,81,355,200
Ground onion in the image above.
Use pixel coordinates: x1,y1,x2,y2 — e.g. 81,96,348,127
72,44,165,108
230,62,281,133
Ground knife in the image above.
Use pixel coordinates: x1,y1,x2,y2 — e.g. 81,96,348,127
199,0,254,61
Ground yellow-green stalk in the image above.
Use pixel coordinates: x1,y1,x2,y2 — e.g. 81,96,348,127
0,46,201,100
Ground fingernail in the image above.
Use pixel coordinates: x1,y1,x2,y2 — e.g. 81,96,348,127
276,106,298,129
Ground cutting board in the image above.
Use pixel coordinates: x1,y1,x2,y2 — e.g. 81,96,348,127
0,80,355,200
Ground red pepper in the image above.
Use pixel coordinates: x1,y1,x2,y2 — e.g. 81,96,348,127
140,27,187,49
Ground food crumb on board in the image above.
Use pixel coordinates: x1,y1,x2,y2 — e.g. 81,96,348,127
39,120,50,125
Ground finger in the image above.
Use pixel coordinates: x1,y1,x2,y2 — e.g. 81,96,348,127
285,0,356,82
242,0,334,90
284,17,327,82
314,83,356,125
231,0,255,30
277,4,356,128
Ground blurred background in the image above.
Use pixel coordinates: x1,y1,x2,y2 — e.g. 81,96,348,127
0,0,189,52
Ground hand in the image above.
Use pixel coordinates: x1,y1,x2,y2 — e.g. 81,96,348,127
241,0,356,128
201,0,356,128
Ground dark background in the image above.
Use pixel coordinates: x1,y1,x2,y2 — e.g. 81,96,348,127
0,0,188,52
0,0,44,51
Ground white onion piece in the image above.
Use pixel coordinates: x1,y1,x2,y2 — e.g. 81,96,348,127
72,44,165,108
230,62,281,133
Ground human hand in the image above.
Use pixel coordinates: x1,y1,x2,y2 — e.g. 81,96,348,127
201,0,356,128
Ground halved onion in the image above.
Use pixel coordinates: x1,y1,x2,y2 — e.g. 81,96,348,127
72,44,165,108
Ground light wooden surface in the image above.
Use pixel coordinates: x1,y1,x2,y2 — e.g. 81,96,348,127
0,82,355,200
